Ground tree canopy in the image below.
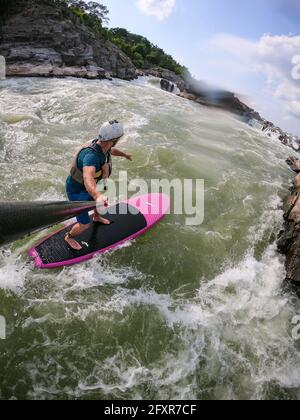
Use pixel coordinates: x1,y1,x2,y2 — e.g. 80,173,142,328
108,28,185,74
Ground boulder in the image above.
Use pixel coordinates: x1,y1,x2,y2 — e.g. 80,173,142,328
160,78,175,93
146,67,186,91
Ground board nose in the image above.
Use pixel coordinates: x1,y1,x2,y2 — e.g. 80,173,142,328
128,193,170,226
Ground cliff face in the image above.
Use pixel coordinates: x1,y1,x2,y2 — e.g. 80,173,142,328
0,1,136,80
278,157,300,289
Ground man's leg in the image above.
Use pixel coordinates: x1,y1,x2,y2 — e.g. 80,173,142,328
93,212,111,225
66,222,90,251
65,191,93,250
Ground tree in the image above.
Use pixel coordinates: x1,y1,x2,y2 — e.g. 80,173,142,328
146,50,161,66
107,27,185,74
66,0,109,27
133,43,149,59
67,0,87,10
87,1,109,24
132,52,144,68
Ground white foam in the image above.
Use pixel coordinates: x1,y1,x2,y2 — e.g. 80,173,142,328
54,255,140,293
67,244,299,399
0,253,29,293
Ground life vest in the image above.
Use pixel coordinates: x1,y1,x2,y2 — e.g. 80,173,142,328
70,139,112,185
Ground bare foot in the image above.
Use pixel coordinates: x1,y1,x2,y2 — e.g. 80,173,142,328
65,233,82,251
93,215,111,225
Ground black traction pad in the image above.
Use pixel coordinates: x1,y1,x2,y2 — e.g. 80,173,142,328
35,203,147,265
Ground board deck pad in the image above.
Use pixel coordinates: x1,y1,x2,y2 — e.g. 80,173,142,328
29,194,170,269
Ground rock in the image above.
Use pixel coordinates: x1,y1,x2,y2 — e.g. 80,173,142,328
86,65,105,79
278,221,300,285
135,69,145,77
150,67,266,122
295,174,300,191
179,90,213,106
116,67,126,80
145,67,186,91
184,78,260,118
286,157,300,173
6,63,54,77
52,67,66,77
0,0,136,81
105,71,113,81
4,46,63,65
160,79,175,93
290,198,300,223
278,158,300,286
6,62,107,80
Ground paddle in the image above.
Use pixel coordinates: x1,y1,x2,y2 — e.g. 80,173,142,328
0,201,98,246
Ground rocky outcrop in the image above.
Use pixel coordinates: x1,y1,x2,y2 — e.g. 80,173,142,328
0,0,136,80
145,67,264,122
145,67,186,92
168,72,300,150
160,78,175,93
181,75,263,121
278,157,300,286
250,120,300,152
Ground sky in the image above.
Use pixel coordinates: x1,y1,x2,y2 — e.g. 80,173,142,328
99,0,300,136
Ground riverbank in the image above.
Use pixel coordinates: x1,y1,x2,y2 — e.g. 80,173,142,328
278,157,300,290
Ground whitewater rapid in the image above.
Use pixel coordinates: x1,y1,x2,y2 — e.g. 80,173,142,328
0,76,300,400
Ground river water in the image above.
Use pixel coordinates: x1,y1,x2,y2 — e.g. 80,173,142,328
0,76,300,400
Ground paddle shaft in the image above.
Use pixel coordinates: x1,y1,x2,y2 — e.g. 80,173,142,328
0,201,97,246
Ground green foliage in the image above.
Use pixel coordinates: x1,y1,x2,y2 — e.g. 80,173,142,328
132,52,144,68
108,27,185,74
63,0,110,39
69,6,85,22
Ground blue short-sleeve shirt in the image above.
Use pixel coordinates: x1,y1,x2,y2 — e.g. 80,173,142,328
66,143,107,194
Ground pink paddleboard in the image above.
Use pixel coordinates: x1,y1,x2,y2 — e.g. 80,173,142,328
28,194,170,269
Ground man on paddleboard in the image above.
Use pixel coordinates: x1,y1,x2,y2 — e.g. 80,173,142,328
65,120,132,250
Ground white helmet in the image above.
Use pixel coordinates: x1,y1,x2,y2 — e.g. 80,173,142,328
99,120,124,141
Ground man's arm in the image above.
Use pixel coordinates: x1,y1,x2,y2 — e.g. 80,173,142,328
111,148,132,161
83,166,101,200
